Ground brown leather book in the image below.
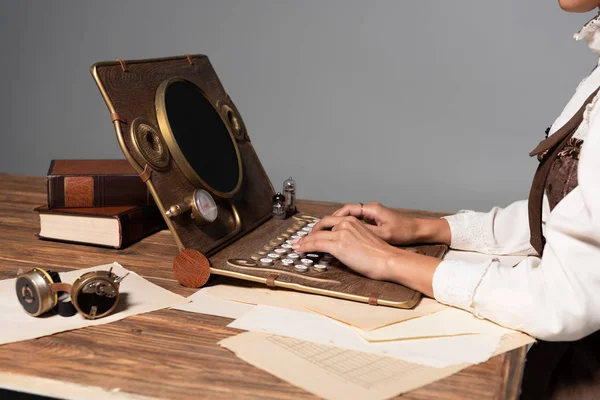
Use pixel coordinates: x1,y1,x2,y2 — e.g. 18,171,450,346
34,205,166,249
47,159,152,208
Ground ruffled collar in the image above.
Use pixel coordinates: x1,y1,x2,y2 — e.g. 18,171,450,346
574,11,600,41
575,11,600,56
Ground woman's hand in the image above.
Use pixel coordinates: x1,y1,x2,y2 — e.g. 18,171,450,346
292,216,400,281
311,202,451,245
292,216,441,296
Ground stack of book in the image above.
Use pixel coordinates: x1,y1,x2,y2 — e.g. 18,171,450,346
35,160,166,249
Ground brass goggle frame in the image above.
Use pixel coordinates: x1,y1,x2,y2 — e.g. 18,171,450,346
15,267,127,320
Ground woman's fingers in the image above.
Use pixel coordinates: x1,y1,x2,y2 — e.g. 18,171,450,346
332,202,385,223
312,215,377,237
331,218,360,232
292,230,338,253
332,204,363,217
311,216,352,232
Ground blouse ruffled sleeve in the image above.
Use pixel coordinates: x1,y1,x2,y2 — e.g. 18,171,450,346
442,200,538,256
432,113,600,341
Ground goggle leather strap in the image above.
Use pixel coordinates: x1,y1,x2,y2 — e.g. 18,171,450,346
49,282,77,317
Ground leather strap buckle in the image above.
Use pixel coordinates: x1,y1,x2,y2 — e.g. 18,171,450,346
368,292,380,306
116,59,128,72
139,164,152,183
266,274,278,287
110,113,127,124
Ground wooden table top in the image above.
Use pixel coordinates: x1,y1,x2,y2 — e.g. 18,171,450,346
0,173,526,400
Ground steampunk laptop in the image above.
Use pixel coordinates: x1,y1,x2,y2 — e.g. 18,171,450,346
91,55,447,308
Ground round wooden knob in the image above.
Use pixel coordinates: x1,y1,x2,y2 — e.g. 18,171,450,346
173,249,211,288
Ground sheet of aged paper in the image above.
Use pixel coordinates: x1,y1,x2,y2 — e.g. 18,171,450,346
228,305,503,367
203,282,447,330
300,295,447,331
0,262,187,345
219,331,535,400
202,282,310,312
173,290,254,319
353,308,513,341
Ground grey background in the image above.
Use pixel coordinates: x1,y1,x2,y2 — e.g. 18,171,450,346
0,0,596,212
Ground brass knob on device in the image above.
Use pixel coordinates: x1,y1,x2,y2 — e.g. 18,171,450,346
165,189,218,226
165,204,189,218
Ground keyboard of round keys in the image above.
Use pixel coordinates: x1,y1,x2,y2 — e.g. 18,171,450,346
248,216,342,274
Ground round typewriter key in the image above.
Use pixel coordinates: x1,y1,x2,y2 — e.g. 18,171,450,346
300,258,314,265
260,258,274,265
297,231,308,237
250,254,262,261
288,253,300,259
294,264,308,272
282,259,294,265
291,235,301,240
281,243,293,249
280,233,291,239
307,253,320,260
301,227,312,232
307,222,316,228
287,228,296,233
270,239,283,246
267,253,280,259
263,245,275,251
313,264,328,272
274,248,288,254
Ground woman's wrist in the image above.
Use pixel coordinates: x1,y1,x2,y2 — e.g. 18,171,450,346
413,217,451,244
384,249,440,297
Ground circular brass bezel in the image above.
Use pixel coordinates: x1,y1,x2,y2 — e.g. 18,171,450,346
130,117,170,170
155,77,243,199
71,271,120,320
16,268,57,317
189,189,217,225
219,104,244,140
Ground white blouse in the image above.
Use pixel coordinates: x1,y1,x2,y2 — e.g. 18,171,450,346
432,17,600,342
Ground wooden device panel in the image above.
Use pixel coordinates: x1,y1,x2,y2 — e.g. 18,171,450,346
91,55,273,255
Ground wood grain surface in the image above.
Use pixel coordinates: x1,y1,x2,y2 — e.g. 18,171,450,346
0,173,526,400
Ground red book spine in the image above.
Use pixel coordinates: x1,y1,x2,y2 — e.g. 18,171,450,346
47,175,152,208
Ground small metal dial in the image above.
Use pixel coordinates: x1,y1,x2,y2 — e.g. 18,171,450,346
190,189,218,224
